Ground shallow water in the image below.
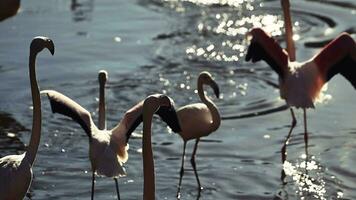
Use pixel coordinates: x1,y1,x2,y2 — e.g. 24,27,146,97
0,0,355,199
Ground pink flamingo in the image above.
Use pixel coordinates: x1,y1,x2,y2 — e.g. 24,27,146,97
0,36,54,200
245,28,356,163
159,71,221,198
41,75,180,199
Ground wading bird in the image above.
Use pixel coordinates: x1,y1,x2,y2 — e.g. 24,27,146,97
142,94,175,200
41,75,180,199
0,36,54,200
0,0,20,21
245,28,356,162
41,71,129,200
167,71,221,198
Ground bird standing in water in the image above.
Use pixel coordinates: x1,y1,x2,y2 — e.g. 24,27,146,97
42,71,143,200
245,25,356,165
0,36,54,200
159,71,221,198
42,72,181,199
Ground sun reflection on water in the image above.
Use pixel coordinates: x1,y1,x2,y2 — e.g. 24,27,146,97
283,155,331,200
186,12,285,62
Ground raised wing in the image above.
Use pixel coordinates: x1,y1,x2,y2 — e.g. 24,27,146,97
41,90,93,137
315,33,356,88
246,28,289,80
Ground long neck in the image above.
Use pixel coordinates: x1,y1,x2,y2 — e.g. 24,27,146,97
142,108,155,200
197,81,220,132
98,81,106,130
281,0,296,61
25,52,42,166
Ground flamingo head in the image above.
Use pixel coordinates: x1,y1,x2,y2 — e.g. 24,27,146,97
143,94,174,114
30,36,55,56
199,71,220,99
98,70,108,85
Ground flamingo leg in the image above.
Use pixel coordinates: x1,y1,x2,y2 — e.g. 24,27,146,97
281,108,297,183
281,108,297,163
303,108,308,157
114,178,121,200
91,171,95,200
303,108,309,173
191,138,202,192
176,141,187,199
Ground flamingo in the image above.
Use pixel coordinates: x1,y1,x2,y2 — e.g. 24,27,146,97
163,71,221,198
0,0,20,21
41,73,181,199
41,70,128,200
141,94,175,200
245,28,356,163
0,36,54,200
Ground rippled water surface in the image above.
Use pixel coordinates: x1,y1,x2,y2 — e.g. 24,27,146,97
0,0,355,199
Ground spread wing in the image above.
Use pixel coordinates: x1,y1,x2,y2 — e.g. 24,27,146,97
246,28,289,80
315,33,356,88
41,90,93,137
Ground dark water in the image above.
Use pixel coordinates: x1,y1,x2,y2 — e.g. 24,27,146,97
0,0,355,199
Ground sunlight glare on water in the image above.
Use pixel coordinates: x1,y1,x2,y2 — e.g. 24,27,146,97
186,13,284,62
283,156,330,200
1,0,356,199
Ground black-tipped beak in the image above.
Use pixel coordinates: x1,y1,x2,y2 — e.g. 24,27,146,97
210,80,220,99
46,39,55,55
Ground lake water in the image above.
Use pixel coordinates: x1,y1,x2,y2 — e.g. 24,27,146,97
0,0,355,199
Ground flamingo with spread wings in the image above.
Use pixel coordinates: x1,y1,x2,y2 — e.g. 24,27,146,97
245,28,356,162
41,74,180,199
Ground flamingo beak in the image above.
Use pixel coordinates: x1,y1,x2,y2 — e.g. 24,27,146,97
210,80,220,99
30,36,55,55
44,38,55,55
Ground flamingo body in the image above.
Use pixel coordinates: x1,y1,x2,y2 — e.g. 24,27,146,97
89,128,126,177
279,61,323,108
0,154,31,200
176,103,216,141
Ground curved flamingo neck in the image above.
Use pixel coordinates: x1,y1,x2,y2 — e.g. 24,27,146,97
98,81,106,130
25,51,42,166
142,105,156,200
197,79,220,132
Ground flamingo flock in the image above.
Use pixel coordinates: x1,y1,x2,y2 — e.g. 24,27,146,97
0,0,355,199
